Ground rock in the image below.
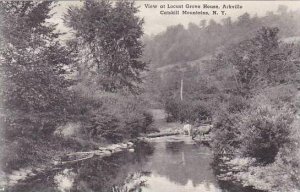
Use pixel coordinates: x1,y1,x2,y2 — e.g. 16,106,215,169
96,150,112,157
94,150,111,157
93,151,102,156
107,144,121,151
35,168,42,172
127,142,134,147
119,143,127,148
53,160,60,165
128,148,135,152
24,169,32,174
28,172,36,177
98,147,106,151
112,147,123,153
226,171,233,176
8,174,24,181
10,171,19,176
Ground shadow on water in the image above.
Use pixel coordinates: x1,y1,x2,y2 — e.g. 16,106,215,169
8,137,263,192
211,154,266,192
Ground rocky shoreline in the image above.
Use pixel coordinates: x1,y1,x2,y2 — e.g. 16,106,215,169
1,124,214,189
1,141,136,188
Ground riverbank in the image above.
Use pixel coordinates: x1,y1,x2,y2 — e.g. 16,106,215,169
3,134,215,191
1,108,200,189
4,132,270,192
1,140,136,188
212,89,300,192
0,109,169,189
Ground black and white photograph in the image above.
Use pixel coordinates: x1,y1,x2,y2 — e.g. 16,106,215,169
1,0,300,191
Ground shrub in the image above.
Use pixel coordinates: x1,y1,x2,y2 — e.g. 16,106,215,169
142,111,154,132
165,98,181,121
66,91,153,143
212,93,294,164
237,104,293,164
164,98,212,123
212,108,241,154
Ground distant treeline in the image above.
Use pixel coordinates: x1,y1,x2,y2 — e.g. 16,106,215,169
143,5,300,67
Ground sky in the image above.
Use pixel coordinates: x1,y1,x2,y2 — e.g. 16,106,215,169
50,1,300,37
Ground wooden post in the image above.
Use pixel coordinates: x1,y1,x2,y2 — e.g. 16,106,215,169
180,78,183,101
180,67,185,101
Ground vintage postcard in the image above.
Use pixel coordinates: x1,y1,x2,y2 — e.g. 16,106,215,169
1,0,300,192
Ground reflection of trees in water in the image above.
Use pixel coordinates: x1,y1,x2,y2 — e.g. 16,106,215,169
70,142,154,192
8,141,265,192
216,180,266,192
165,141,184,154
111,172,150,192
10,142,154,192
150,142,216,187
211,155,265,192
134,141,155,162
7,169,63,192
9,141,264,192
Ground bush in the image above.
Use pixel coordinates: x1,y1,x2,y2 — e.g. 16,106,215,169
213,102,294,164
2,90,154,172
237,105,293,164
165,98,181,121
66,91,153,143
212,90,295,164
164,98,212,123
142,111,154,132
212,109,241,154
2,138,40,172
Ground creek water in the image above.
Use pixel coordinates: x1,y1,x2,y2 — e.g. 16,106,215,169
9,135,261,192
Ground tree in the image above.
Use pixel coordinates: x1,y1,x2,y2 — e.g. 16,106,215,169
212,27,298,164
221,17,232,27
237,12,251,26
199,19,207,28
219,27,296,95
0,2,72,136
64,0,147,93
277,5,288,15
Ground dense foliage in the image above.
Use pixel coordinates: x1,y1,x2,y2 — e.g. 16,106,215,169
154,25,300,191
64,0,146,93
143,6,300,190
0,0,151,173
2,1,300,191
0,1,74,171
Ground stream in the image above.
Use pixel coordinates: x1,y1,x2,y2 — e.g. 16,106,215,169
8,135,262,192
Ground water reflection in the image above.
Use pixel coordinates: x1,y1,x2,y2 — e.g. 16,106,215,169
8,136,262,192
146,139,217,189
70,141,154,192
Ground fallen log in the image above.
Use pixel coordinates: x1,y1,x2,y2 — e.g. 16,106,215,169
65,151,96,156
59,141,135,165
144,131,180,138
60,153,94,165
